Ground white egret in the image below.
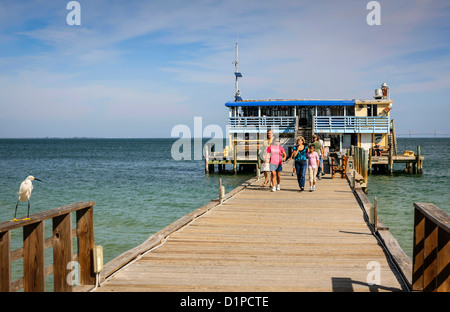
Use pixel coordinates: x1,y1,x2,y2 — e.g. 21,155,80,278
13,176,41,222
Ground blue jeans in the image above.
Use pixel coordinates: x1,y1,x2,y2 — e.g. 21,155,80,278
317,156,323,177
295,160,307,189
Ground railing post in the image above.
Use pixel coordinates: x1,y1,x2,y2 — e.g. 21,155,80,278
76,206,96,286
23,221,45,292
412,207,425,291
423,217,438,291
53,213,73,292
233,140,237,174
0,231,11,292
219,178,223,204
437,226,449,292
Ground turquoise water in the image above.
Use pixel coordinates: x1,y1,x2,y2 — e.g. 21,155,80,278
0,138,254,289
367,138,450,258
0,138,448,289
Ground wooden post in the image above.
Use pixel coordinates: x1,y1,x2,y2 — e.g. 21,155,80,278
205,148,209,174
437,226,449,292
423,217,438,291
362,149,368,183
368,148,373,175
389,142,393,174
53,213,73,292
373,197,378,232
219,178,223,204
369,196,378,233
233,141,237,174
406,162,411,174
23,221,45,292
0,231,11,292
76,206,96,286
351,170,356,189
257,150,261,177
417,145,421,174
412,208,425,291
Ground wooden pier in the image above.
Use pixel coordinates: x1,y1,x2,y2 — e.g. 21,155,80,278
96,162,411,292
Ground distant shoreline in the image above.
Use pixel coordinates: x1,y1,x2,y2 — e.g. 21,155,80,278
1,136,450,140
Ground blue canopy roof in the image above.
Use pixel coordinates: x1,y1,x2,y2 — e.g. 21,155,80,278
225,99,355,107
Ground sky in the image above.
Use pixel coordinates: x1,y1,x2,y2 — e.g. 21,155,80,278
0,0,449,138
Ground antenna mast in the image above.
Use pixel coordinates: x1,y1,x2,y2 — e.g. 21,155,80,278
233,38,242,101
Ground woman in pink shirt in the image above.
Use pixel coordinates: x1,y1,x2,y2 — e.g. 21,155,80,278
306,144,320,192
266,138,287,192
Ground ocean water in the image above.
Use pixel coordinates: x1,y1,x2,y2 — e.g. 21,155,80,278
366,138,450,258
0,138,448,289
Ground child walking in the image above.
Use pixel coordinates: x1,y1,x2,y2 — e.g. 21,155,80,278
306,144,320,192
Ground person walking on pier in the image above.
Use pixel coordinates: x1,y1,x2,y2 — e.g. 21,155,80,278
291,136,308,192
311,135,324,180
307,144,320,192
261,129,273,187
266,137,286,192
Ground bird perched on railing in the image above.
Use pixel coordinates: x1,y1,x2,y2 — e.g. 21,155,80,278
13,176,41,222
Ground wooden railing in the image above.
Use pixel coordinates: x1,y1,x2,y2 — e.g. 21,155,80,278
348,146,369,190
228,117,296,133
314,116,389,134
353,146,368,181
0,201,96,292
412,203,449,292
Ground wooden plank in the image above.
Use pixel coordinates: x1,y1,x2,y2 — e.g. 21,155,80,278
76,206,95,285
423,218,438,291
437,226,449,292
53,213,73,292
23,221,45,292
0,231,11,292
412,210,425,291
414,203,450,233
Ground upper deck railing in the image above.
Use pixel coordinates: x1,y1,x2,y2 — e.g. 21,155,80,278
314,116,390,134
228,117,296,133
227,116,389,134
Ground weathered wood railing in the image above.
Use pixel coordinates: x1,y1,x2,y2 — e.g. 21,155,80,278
412,203,449,292
347,146,368,191
0,201,96,292
353,146,369,182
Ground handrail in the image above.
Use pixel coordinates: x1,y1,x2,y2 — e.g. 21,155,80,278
314,116,389,133
412,203,449,292
227,116,389,134
228,117,296,134
228,116,296,127
0,201,96,292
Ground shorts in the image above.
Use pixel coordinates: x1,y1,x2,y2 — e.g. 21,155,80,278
270,164,283,172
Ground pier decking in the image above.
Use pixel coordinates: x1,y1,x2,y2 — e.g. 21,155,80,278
97,162,408,292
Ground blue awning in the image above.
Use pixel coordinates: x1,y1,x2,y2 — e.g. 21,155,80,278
225,99,355,107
